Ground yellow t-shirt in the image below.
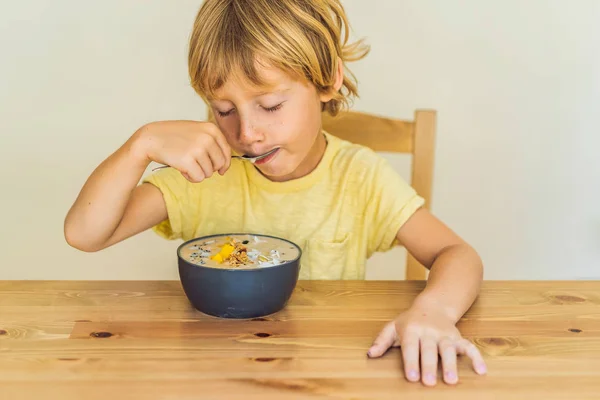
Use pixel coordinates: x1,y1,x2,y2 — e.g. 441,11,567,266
143,132,424,280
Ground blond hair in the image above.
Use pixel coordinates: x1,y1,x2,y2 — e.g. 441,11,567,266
188,0,369,116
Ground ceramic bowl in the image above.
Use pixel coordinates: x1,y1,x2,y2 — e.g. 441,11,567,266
177,233,302,319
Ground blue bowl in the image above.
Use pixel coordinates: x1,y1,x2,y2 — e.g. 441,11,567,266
177,233,302,319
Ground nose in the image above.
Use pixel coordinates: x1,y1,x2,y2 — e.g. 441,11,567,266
238,114,265,147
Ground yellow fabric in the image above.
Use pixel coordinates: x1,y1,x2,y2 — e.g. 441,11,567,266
143,132,424,280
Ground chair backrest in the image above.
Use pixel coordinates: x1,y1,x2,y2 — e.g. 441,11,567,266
322,109,437,280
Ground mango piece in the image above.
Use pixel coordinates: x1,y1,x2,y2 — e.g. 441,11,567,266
210,243,235,264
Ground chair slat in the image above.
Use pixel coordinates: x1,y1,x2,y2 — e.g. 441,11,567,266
322,110,414,153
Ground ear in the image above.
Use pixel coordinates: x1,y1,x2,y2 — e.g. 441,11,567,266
319,57,344,103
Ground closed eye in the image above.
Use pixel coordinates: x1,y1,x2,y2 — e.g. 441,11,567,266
216,102,283,117
263,103,283,113
217,108,235,117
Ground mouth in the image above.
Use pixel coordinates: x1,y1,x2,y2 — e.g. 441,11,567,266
254,148,280,165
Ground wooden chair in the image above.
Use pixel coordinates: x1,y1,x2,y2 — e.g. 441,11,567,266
322,109,437,280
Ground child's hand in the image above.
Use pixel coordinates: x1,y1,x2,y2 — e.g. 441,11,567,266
367,303,487,386
134,120,232,182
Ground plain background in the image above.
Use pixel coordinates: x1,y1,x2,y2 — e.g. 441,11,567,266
1,0,598,280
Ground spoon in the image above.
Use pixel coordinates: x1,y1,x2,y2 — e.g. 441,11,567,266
151,148,279,171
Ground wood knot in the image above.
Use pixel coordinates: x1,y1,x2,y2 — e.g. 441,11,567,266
75,320,92,323
568,328,582,333
58,358,80,361
0,329,7,336
551,294,586,304
253,357,276,362
474,336,519,356
482,337,509,346
251,357,292,363
90,331,113,338
242,378,328,393
254,332,271,338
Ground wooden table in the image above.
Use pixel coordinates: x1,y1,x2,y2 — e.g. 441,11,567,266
1,280,599,399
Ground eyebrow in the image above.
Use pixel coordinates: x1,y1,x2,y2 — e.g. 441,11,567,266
208,87,291,102
254,87,291,96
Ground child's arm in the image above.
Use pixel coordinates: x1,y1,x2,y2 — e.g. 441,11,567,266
64,121,231,252
367,208,486,386
396,208,483,322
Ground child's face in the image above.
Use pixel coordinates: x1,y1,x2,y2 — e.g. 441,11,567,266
209,63,333,182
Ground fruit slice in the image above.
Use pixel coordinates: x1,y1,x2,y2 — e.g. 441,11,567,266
210,243,235,264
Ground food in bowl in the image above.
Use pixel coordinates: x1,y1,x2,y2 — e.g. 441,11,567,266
179,234,300,269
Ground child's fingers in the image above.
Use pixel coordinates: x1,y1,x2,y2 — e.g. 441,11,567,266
400,334,420,382
420,337,439,386
207,142,227,176
207,126,231,170
367,322,396,358
439,338,458,385
181,172,193,182
196,152,214,179
218,168,229,176
456,339,487,375
213,141,231,173
181,158,205,183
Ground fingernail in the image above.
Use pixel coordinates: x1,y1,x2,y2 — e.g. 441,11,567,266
476,364,487,374
425,373,436,385
445,371,457,382
408,370,419,381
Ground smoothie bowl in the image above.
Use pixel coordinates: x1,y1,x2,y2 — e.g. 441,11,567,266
177,233,302,319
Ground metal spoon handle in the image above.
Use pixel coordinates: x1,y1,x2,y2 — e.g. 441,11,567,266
151,156,249,172
151,148,278,171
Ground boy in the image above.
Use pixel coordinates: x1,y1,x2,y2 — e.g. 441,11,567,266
65,0,487,386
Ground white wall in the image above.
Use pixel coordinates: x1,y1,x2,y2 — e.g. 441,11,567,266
1,0,598,280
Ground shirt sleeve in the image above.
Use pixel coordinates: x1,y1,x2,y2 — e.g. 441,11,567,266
141,167,199,241
363,155,425,254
